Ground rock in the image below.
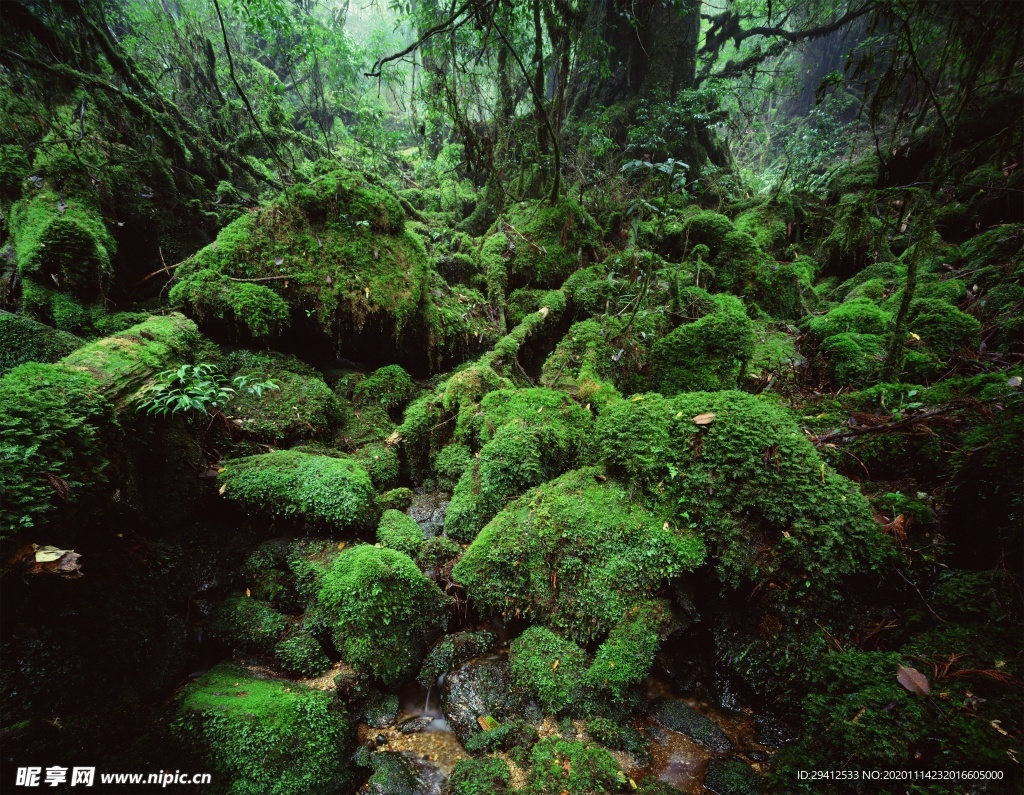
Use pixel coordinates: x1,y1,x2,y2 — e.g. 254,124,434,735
409,491,449,538
359,750,444,795
649,697,733,753
440,659,538,746
703,758,761,795
753,713,795,749
397,716,434,734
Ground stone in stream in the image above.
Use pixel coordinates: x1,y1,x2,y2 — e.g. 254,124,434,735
440,659,539,747
649,696,734,753
396,715,434,734
359,750,444,795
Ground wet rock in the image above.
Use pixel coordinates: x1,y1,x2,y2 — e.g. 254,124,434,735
359,750,444,795
440,659,538,746
397,716,434,734
649,697,733,753
703,758,762,795
364,690,400,728
753,713,796,749
409,491,449,538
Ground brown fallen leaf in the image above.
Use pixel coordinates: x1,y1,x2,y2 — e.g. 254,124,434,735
477,715,499,731
897,664,931,695
693,412,716,425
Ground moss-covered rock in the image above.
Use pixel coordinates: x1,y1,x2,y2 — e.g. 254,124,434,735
907,297,981,358
649,697,733,752
417,631,495,687
274,627,332,677
353,364,417,412
453,467,705,642
509,626,592,715
703,758,761,795
317,545,449,684
218,450,374,530
447,756,512,795
225,350,340,443
376,509,424,557
173,663,352,795
445,387,593,541
808,298,892,340
498,198,600,289
355,441,400,490
523,737,623,795
818,332,886,386
377,487,415,512
209,593,288,654
168,269,290,338
651,295,758,393
10,188,115,297
0,313,83,375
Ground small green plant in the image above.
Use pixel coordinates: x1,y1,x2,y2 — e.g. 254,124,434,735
136,363,278,417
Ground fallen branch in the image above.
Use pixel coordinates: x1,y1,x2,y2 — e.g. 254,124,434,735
812,401,981,447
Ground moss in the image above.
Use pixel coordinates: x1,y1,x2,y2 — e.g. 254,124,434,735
538,318,622,404
209,594,288,654
826,155,879,200
651,296,758,393
649,697,732,752
480,231,512,307
703,759,761,795
907,297,981,358
501,198,600,289
432,442,473,489
342,403,396,448
524,737,622,795
445,388,593,542
173,169,432,346
218,450,374,530
361,690,400,728
0,313,82,375
50,291,91,334
734,200,791,254
0,362,112,535
225,351,340,443
584,600,676,705
597,391,893,599
355,441,400,490
417,631,495,686
585,718,650,763
377,509,424,557
509,626,592,715
274,627,331,677
462,719,538,755
416,536,461,572
808,298,893,340
819,332,886,387
0,143,29,210
173,663,351,795
10,188,115,297
377,487,415,512
448,757,511,795
90,310,154,337
317,544,449,684
453,467,705,643
169,269,290,339
677,209,735,253
353,364,417,411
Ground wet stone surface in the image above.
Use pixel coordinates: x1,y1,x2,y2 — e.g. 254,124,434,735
650,696,735,753
440,658,538,747
408,491,449,538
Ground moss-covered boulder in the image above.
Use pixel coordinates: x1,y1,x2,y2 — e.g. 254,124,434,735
597,391,893,599
173,663,352,795
225,351,340,444
353,364,417,412
0,313,83,375
217,450,374,530
417,631,495,687
274,626,332,677
376,509,424,557
651,295,757,393
317,545,449,685
444,387,593,541
10,188,115,297
209,594,288,654
523,737,623,794
447,756,512,795
453,467,705,642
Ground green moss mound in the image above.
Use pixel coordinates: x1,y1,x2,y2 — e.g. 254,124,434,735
453,467,705,642
168,270,290,339
819,332,886,387
808,298,892,340
209,594,288,654
523,737,623,794
447,756,511,795
499,198,600,289
652,295,758,393
597,391,893,598
172,169,430,344
11,188,115,297
445,387,594,541
0,313,83,376
509,626,592,715
376,509,424,557
226,351,340,443
353,364,417,411
317,544,449,684
218,450,374,530
274,628,331,677
173,663,352,795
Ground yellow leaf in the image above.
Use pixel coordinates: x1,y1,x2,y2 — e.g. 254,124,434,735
991,720,1009,736
245,589,251,598
692,412,716,425
630,395,644,401
663,521,670,531
218,484,227,495
552,659,559,670
337,541,346,550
